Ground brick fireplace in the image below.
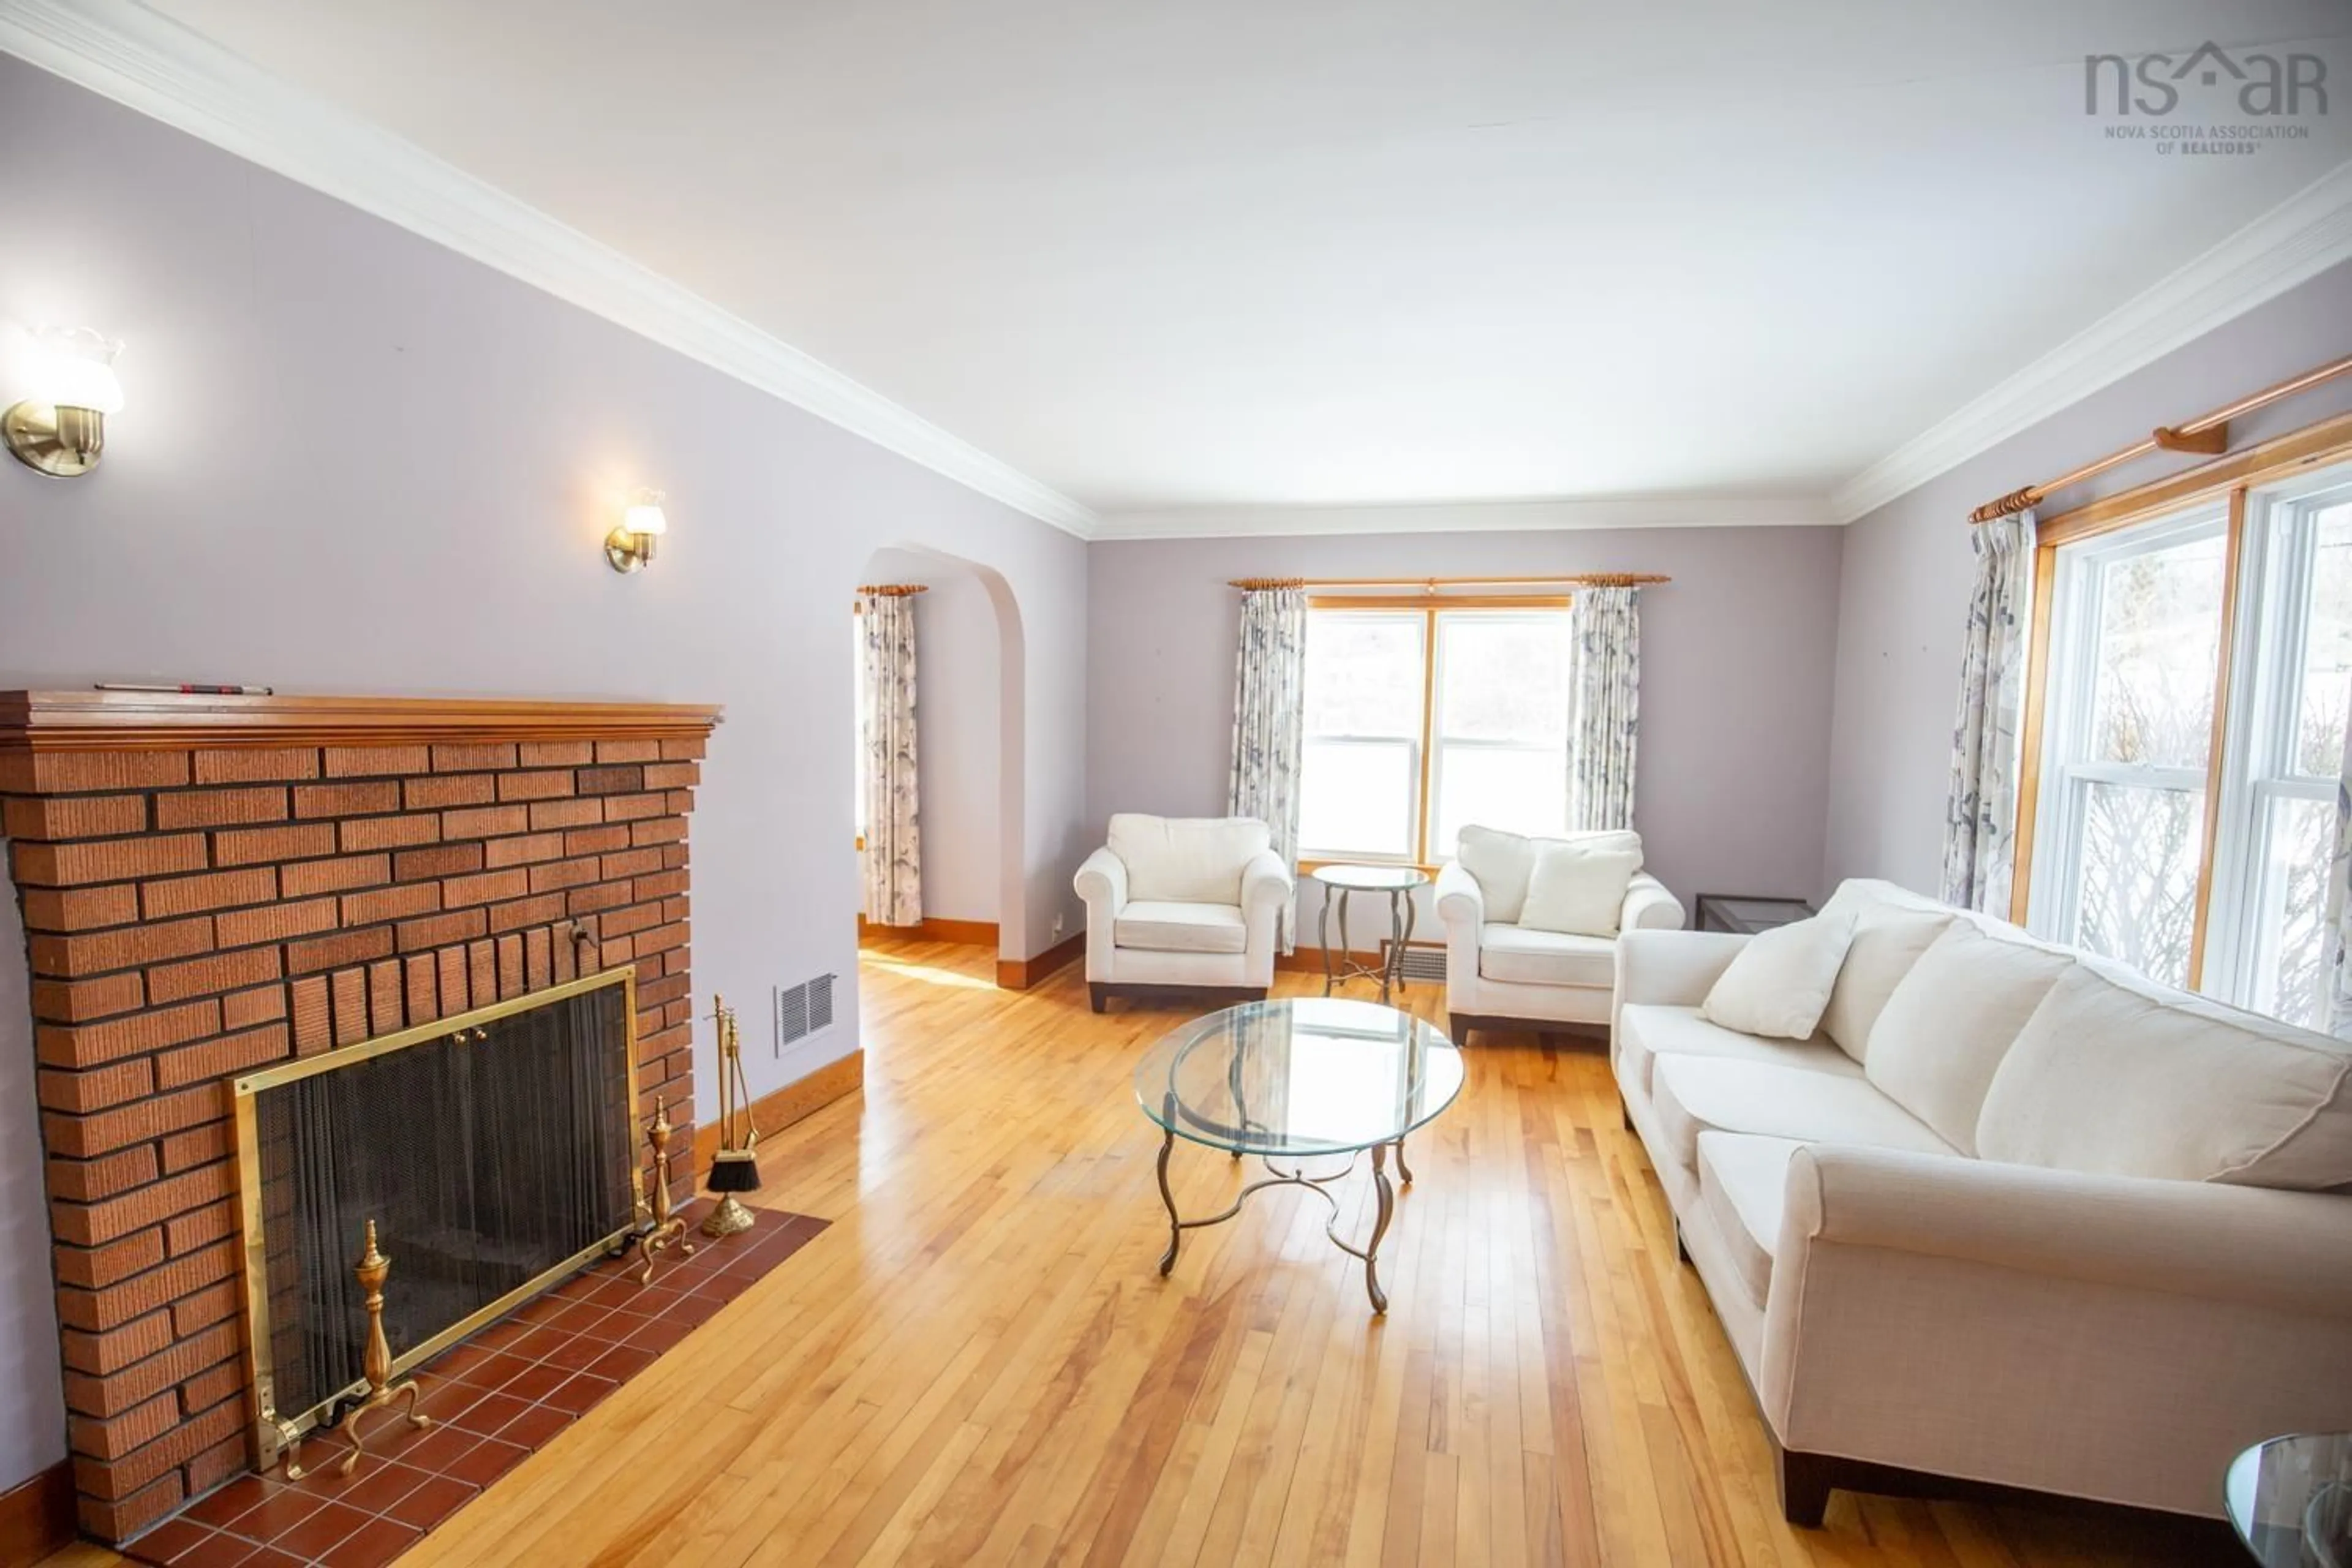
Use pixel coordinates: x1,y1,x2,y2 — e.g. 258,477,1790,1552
0,690,721,1545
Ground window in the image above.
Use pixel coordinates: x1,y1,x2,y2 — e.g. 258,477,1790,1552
2022,453,2352,1022
2029,510,2228,989
1298,602,1572,864
2208,475,2352,1026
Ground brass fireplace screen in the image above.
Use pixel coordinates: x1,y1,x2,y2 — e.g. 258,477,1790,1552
231,970,641,1466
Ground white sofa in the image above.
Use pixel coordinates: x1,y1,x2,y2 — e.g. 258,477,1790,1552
1074,814,1294,1012
1614,877,2352,1527
1436,824,1686,1040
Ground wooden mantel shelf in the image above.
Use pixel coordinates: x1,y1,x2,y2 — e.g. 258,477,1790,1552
0,690,724,752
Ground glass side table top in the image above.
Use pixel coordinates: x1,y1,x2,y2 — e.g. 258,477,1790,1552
2227,1433,2352,1567
1134,998,1464,1158
1311,864,1431,891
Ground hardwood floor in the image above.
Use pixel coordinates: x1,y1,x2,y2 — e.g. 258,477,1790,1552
60,939,2226,1567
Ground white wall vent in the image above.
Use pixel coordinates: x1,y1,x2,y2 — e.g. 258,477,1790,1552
774,973,839,1054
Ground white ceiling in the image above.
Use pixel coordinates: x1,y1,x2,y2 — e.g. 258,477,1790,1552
102,2,2352,525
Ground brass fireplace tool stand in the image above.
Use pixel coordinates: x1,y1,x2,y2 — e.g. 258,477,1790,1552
285,1219,429,1480
635,1095,695,1284
701,993,763,1238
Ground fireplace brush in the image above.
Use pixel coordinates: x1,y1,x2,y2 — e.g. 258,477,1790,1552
703,994,761,1237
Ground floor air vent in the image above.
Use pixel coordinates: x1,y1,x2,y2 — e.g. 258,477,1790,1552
774,973,838,1052
1392,944,1447,982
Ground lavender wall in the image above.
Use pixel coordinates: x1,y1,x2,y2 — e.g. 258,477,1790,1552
1824,261,2352,895
0,56,1090,1489
1086,526,1847,932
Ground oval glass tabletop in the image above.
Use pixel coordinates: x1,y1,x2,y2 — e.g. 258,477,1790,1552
2226,1432,2352,1567
1134,998,1464,1158
1310,864,1431,891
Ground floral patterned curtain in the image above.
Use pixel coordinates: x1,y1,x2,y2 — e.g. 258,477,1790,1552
1228,586,1306,951
860,593,922,926
1939,510,2034,914
1567,585,1641,832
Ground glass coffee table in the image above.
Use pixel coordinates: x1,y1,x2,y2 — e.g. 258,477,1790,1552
2227,1433,2352,1566
1133,997,1464,1313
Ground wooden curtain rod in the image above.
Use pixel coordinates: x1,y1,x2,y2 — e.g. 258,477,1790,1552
1970,353,2352,524
856,584,929,595
1227,573,1669,590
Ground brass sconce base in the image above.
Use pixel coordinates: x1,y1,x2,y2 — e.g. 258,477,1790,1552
2,402,104,478
605,527,656,573
701,1193,755,1238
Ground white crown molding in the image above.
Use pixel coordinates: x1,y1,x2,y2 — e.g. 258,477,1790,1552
1831,159,2352,524
0,0,1100,538
1093,494,1839,541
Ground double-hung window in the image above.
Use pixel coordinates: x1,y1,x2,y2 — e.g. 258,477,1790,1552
1298,601,1572,865
2029,509,2229,989
2022,453,2352,1022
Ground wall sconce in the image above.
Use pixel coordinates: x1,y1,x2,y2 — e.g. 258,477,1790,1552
3,327,125,478
605,488,668,573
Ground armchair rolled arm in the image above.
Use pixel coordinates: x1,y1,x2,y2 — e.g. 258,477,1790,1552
1073,847,1129,915
1621,873,1685,932
1782,1144,2352,1319
1434,861,1484,931
1238,848,1293,914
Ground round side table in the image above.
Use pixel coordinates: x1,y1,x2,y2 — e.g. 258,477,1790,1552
1311,864,1430,1005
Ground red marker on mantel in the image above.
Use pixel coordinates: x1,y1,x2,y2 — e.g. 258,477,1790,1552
93,682,276,696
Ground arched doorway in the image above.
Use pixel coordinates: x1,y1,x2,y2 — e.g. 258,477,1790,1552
851,546,1025,967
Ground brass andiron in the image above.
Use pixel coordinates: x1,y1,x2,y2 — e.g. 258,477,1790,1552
636,1094,695,1284
304,1219,429,1479
701,993,761,1238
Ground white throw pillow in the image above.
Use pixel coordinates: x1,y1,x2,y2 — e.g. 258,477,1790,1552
1457,824,1639,924
1518,840,1643,937
1818,910,1954,1063
1698,912,1858,1040
1863,922,2069,1154
1977,965,2352,1189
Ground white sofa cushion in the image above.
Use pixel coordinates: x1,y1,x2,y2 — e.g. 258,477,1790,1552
1115,900,1248,954
1519,839,1643,937
1863,921,2069,1155
1696,1132,1805,1304
1819,908,1954,1062
1649,1055,1953,1172
1107,814,1270,905
1699,911,1856,1040
1978,965,2352,1189
1478,924,1616,987
1617,1004,1862,1096
1456,824,1639,925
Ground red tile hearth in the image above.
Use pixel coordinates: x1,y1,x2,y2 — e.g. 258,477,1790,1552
124,1201,826,1567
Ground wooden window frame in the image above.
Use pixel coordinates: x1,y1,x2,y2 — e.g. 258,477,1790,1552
2010,412,2352,992
1298,594,1571,873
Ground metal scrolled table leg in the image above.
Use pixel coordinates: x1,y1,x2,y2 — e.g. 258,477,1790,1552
1396,885,1419,994
1365,1142,1396,1313
1319,888,1335,996
1156,1094,1183,1275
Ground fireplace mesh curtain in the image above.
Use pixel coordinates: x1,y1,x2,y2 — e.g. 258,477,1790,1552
859,591,924,926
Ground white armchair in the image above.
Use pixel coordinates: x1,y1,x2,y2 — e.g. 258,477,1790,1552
1074,814,1295,1012
1436,825,1684,1041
